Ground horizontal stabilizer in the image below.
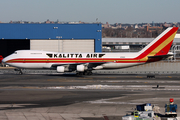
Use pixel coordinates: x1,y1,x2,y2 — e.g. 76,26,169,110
147,54,173,62
148,54,172,59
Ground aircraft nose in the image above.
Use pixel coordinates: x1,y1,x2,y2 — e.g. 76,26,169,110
2,57,8,64
2,58,6,64
2,58,5,63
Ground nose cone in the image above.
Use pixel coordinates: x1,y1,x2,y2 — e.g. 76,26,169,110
2,58,6,64
2,56,9,64
2,56,12,67
2,58,5,63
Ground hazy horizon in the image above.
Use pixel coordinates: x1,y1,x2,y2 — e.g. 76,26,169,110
0,0,180,24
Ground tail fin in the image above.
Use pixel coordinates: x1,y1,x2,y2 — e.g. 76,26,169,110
0,55,3,63
137,27,178,59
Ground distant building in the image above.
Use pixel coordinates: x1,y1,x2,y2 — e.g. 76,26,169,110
146,26,163,32
152,21,155,26
44,19,54,24
134,24,138,29
102,22,111,28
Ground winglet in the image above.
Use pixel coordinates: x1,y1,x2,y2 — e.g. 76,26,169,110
137,27,178,59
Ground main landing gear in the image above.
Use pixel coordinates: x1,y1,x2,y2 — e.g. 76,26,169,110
14,68,23,75
76,70,93,76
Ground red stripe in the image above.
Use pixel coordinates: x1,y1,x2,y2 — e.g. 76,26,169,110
10,58,123,60
7,58,149,63
8,61,147,63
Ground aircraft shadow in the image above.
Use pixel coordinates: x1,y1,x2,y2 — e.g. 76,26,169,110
0,91,134,110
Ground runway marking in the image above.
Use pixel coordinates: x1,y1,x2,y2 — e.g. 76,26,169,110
85,98,143,105
100,80,179,83
0,103,39,108
40,85,180,91
1,85,180,91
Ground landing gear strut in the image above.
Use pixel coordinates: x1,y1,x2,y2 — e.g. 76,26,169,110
14,68,23,75
19,69,23,75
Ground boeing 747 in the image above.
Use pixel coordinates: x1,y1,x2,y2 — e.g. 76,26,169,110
2,27,178,75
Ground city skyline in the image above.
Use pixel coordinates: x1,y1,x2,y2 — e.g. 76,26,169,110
0,0,180,24
3,19,180,25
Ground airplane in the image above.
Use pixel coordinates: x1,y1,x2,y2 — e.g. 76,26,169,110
2,27,178,75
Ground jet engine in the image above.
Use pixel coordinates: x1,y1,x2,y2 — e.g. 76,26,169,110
56,65,74,72
57,66,65,72
57,65,87,73
76,65,85,72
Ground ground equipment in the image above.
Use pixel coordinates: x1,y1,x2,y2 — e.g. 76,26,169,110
165,98,177,117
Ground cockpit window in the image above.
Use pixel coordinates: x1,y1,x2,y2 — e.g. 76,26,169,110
14,52,17,54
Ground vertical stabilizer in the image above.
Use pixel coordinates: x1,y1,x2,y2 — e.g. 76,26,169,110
136,27,178,59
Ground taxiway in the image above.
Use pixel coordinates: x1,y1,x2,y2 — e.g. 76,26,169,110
0,70,180,120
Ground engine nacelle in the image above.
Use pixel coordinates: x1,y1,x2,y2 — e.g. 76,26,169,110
167,56,174,59
76,65,85,72
57,66,65,73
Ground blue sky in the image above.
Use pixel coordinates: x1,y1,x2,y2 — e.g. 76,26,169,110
0,0,180,24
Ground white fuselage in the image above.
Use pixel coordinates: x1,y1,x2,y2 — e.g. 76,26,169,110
2,50,144,70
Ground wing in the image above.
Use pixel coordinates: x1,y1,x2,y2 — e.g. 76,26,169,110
51,62,106,67
50,62,106,71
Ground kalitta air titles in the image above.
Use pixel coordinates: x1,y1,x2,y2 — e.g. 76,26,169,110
46,53,105,58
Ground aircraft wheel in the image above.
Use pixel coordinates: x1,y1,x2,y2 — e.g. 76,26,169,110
87,71,92,75
19,72,23,75
76,72,79,75
89,71,93,75
16,69,23,75
83,71,88,75
76,72,83,76
79,72,83,76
